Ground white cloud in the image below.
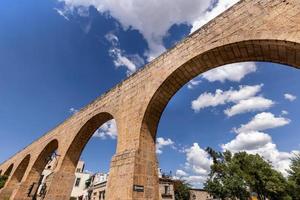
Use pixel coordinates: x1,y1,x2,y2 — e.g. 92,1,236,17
281,110,289,115
175,143,212,187
184,143,212,175
284,93,297,102
175,169,188,177
201,62,257,83
69,107,79,114
93,119,117,139
56,0,239,60
187,79,202,89
54,8,70,21
191,84,263,112
105,33,144,76
222,131,298,176
190,0,239,33
224,96,274,117
234,112,290,133
156,137,175,154
222,131,272,152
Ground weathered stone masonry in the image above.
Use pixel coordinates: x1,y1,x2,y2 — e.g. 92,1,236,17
0,0,300,199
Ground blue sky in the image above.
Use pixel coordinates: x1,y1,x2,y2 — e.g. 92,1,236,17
0,0,299,188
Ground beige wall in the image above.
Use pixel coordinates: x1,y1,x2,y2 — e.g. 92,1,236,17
189,189,214,200
159,178,175,200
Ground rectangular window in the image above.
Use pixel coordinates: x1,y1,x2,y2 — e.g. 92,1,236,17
164,185,169,194
75,178,81,187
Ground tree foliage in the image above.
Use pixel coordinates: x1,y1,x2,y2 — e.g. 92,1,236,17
204,148,291,200
174,179,190,200
287,153,300,199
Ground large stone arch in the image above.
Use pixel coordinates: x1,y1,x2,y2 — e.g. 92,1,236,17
0,155,30,199
137,39,300,200
44,112,115,200
142,39,300,139
13,139,58,200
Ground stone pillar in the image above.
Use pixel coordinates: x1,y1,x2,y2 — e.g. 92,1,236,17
43,171,75,200
12,171,40,200
106,123,160,200
0,177,20,199
0,186,15,199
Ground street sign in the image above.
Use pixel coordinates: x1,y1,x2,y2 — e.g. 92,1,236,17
133,185,144,192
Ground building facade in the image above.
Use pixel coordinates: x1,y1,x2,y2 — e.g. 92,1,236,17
70,161,92,200
189,189,215,200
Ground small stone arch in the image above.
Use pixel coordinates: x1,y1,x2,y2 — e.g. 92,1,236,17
61,112,115,173
44,112,115,199
3,164,14,177
0,155,30,198
0,164,13,190
13,139,58,199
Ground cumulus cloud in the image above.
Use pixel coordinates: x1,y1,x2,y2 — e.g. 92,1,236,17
56,0,239,60
93,119,117,139
201,62,257,83
187,79,202,89
281,110,289,115
156,137,175,154
69,107,79,114
284,93,297,102
222,131,298,176
191,84,263,112
222,131,272,152
175,169,188,177
174,143,212,187
185,143,212,175
105,33,144,75
234,112,290,133
224,96,274,117
190,0,239,33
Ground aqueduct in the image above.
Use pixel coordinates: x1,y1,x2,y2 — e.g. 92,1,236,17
0,0,300,199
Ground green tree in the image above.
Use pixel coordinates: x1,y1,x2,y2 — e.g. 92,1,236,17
204,149,290,200
204,150,250,200
0,175,8,189
174,179,190,200
287,153,300,199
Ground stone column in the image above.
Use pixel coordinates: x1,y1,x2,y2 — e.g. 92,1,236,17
105,121,160,200
43,171,75,200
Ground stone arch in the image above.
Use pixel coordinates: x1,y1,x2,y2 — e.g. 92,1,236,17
44,112,115,199
61,112,115,173
0,155,30,198
3,164,14,177
142,39,300,140
13,139,58,199
0,164,13,190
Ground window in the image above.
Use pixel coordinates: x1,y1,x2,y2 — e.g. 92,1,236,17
164,185,169,194
75,178,81,187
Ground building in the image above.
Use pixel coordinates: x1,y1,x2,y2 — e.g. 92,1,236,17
88,173,108,200
159,177,175,200
84,171,175,200
189,189,215,200
70,160,92,200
